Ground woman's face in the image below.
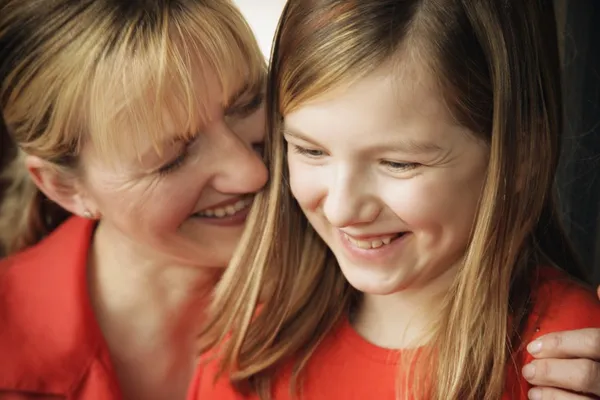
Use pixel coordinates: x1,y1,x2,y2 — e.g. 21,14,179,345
80,65,268,268
284,64,488,296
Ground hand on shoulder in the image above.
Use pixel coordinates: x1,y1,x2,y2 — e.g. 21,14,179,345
522,285,600,399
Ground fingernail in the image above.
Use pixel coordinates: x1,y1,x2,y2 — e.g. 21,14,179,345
528,388,542,400
527,339,542,354
522,364,536,379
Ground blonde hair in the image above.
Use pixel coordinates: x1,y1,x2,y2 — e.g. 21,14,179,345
0,0,264,256
199,0,584,399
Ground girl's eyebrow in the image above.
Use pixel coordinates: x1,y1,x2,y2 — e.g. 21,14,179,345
282,127,322,146
283,126,443,155
367,138,444,154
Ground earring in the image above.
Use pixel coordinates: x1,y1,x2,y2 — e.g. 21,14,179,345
82,210,93,219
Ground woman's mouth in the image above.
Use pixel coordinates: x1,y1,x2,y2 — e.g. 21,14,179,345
190,196,254,227
192,196,254,219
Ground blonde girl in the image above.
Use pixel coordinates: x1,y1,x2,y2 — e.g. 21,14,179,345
190,0,600,399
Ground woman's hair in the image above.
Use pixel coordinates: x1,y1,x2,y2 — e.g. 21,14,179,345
0,0,264,256
199,0,585,399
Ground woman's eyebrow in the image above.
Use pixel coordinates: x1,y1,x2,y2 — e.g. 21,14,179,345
226,74,266,107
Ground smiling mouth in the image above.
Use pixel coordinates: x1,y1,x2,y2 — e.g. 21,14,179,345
192,197,253,219
343,232,407,250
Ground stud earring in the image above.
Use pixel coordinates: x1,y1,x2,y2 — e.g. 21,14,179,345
82,210,93,219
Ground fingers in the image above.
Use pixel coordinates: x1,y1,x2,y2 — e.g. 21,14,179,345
527,387,596,400
527,329,600,360
522,358,600,396
596,285,600,300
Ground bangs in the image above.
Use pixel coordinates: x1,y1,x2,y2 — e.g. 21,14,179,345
85,1,265,164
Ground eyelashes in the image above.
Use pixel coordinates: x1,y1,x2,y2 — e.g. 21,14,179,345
156,93,265,177
227,92,264,118
157,140,265,177
291,144,324,158
291,144,419,172
157,138,195,176
379,160,419,171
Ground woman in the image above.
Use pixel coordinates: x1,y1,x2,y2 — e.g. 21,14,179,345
0,1,598,399
190,0,600,399
0,1,266,399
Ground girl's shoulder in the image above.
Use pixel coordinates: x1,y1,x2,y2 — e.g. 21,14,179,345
504,266,599,399
529,266,600,331
187,345,251,400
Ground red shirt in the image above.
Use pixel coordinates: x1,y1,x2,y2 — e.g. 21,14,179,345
189,268,600,399
0,217,122,399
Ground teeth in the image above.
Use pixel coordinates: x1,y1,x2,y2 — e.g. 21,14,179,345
344,233,399,250
196,197,253,218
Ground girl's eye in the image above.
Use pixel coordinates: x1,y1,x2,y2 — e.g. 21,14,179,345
291,144,325,158
381,160,419,172
227,92,264,118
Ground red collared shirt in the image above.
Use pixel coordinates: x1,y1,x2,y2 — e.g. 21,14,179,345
0,217,122,399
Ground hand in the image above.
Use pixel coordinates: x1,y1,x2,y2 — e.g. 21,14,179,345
521,286,600,399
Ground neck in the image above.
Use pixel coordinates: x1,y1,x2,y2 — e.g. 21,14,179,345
89,220,220,335
352,265,458,349
87,220,221,396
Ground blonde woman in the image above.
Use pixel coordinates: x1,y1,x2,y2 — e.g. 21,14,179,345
190,1,600,399
0,1,267,399
0,1,598,399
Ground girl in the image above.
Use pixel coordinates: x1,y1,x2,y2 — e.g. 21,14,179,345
190,0,600,399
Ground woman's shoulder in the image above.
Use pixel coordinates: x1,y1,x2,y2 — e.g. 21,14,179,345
0,216,93,271
0,216,95,323
0,216,114,397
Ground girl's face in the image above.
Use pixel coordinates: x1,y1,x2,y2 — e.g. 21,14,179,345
284,64,489,296
80,65,268,268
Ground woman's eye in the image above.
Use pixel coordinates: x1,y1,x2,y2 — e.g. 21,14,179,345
292,145,325,158
156,137,197,175
157,150,188,175
227,92,264,118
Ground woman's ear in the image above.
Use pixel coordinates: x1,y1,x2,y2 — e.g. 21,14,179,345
25,155,98,218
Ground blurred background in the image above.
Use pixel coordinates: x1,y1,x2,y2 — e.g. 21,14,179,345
552,0,600,285
1,0,599,285
234,0,287,59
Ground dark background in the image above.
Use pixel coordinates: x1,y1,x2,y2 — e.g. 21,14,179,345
1,1,599,285
555,0,600,285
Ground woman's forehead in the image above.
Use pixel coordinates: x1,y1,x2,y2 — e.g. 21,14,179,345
87,62,259,165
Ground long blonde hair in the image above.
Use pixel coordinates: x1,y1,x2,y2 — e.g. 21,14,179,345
199,0,584,399
0,0,264,256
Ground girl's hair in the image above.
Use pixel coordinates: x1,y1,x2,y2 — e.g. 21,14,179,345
199,0,585,399
0,0,264,256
